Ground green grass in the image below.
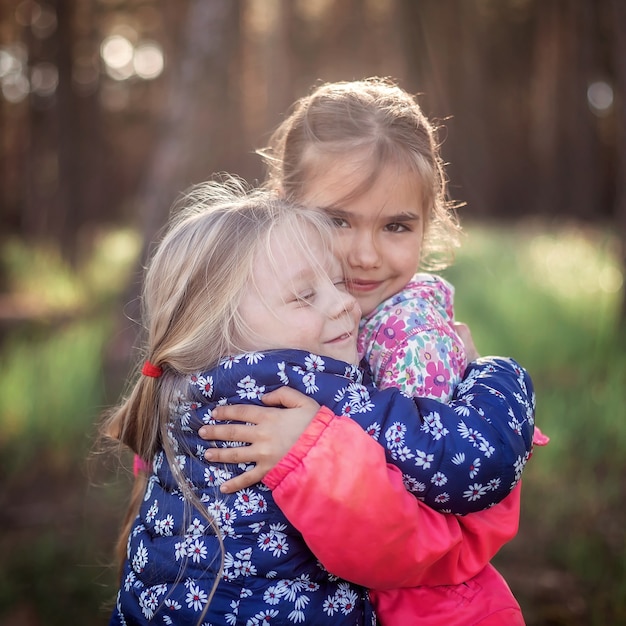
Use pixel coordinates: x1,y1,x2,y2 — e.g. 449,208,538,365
442,221,626,624
0,221,624,625
0,230,139,625
0,321,109,464
0,229,140,465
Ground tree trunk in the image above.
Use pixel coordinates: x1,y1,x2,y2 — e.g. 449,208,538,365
105,0,241,395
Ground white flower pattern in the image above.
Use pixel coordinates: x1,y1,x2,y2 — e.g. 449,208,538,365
112,345,535,624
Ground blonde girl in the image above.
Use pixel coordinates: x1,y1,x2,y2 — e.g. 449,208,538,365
105,174,535,625
106,179,375,625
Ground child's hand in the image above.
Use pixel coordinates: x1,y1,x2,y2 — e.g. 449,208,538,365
198,387,320,493
454,321,480,361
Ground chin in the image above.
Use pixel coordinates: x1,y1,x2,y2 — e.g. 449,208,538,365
344,353,359,366
357,301,377,317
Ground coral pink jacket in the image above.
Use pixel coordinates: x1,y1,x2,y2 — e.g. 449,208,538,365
264,408,525,625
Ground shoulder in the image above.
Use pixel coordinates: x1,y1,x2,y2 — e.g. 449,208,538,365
405,273,455,320
408,272,454,297
368,273,455,321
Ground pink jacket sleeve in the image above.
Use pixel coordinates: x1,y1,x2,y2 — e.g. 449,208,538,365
263,407,521,589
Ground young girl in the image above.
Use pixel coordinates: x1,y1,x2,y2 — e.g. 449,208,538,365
199,78,547,624
105,177,535,625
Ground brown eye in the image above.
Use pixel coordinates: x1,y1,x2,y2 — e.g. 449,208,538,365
385,223,409,233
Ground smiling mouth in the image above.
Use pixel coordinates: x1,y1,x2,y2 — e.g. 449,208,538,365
347,280,381,293
326,331,353,344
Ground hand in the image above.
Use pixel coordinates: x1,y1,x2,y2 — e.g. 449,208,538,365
454,321,480,361
198,387,320,493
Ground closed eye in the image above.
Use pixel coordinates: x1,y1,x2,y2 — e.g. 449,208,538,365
294,290,316,305
331,216,350,229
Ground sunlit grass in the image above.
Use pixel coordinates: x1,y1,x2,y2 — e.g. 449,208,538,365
0,229,142,625
443,221,622,367
0,321,109,462
1,228,140,314
1,241,83,312
442,220,626,623
0,229,140,469
443,222,624,452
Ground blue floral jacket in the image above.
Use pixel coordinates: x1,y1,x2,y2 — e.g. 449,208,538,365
110,350,534,625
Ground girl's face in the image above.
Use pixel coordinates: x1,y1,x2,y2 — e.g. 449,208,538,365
237,225,361,365
299,157,425,316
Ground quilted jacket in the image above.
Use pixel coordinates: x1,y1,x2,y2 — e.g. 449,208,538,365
110,349,534,625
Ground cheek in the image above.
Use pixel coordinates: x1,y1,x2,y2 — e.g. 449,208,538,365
404,238,423,270
387,247,420,274
287,319,322,351
412,246,423,270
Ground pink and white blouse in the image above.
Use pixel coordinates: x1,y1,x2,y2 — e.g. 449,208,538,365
358,273,467,401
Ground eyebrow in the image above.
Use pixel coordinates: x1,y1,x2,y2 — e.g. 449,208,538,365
324,207,421,222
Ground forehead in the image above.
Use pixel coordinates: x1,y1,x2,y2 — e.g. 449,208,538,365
301,154,424,216
252,221,338,286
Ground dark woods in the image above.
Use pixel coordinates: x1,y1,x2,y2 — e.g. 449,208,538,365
1,0,625,311
1,5,625,625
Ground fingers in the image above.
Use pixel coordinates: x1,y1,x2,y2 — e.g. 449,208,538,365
210,403,270,424
217,468,266,494
203,446,270,493
454,321,480,361
199,423,257,443
453,321,471,344
206,389,319,423
204,443,253,464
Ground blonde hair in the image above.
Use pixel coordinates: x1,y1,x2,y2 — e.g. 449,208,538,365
260,76,462,269
101,176,337,616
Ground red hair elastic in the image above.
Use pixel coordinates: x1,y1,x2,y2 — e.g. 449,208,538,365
142,360,163,378
133,454,150,476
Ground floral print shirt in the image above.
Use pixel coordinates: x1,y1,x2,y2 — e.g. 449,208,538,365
110,349,534,625
358,273,466,401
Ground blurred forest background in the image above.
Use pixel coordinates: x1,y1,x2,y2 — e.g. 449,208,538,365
1,0,625,625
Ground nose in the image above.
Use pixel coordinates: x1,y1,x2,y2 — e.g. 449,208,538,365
346,230,381,270
329,285,360,320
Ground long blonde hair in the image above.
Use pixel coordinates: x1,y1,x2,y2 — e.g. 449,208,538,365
260,76,462,269
101,176,337,610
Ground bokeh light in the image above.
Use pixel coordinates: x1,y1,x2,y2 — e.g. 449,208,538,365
132,41,164,80
100,34,134,80
0,43,29,103
31,2,57,39
587,80,614,117
30,61,58,97
100,32,164,83
2,72,29,103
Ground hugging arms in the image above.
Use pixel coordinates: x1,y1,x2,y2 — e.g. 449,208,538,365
197,348,534,589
